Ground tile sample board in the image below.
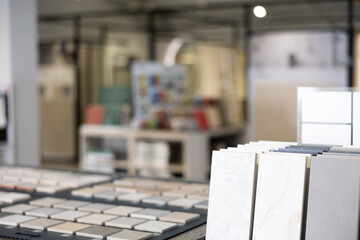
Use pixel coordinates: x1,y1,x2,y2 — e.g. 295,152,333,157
305,155,360,240
252,153,307,240
206,151,257,240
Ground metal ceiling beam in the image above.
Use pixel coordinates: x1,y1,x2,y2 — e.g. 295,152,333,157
39,0,345,22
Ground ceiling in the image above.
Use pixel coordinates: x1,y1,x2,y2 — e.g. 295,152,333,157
38,0,360,45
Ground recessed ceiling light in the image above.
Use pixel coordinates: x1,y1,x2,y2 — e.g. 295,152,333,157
253,5,267,18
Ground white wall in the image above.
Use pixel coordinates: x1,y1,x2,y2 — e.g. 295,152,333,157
250,31,347,68
248,31,348,142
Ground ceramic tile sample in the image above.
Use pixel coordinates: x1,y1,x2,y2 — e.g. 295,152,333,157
104,206,142,216
77,213,117,225
78,203,115,213
0,192,30,203
25,207,64,218
30,197,66,207
168,198,202,208
20,218,63,230
118,193,150,203
305,155,360,240
130,208,171,220
159,211,200,224
48,222,90,234
94,191,125,200
252,153,307,240
301,123,351,145
105,216,146,229
162,189,195,198
72,187,104,198
50,210,90,221
300,90,351,123
206,151,257,240
108,229,153,240
76,225,120,238
1,204,39,214
134,220,177,233
0,214,36,226
53,200,90,210
36,185,70,193
142,195,177,206
194,200,208,210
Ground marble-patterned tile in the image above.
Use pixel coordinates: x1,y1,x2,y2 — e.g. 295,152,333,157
252,153,307,240
206,150,257,240
305,155,360,240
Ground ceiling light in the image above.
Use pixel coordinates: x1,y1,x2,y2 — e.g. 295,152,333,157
253,5,267,18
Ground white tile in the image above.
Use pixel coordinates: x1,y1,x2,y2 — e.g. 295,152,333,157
77,213,117,225
0,214,37,226
130,209,170,220
105,217,146,229
167,198,202,208
134,220,177,233
53,200,90,210
252,153,307,240
0,192,30,203
206,151,257,240
30,197,66,207
50,210,90,221
142,195,177,206
78,203,115,213
300,90,352,123
118,193,150,203
25,207,64,218
103,206,142,216
301,123,351,145
1,204,39,214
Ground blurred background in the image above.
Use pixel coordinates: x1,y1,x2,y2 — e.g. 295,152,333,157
0,0,358,180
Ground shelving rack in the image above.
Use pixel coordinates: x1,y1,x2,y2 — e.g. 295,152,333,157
80,124,243,180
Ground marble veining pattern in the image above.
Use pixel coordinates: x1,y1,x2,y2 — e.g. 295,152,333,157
252,154,307,240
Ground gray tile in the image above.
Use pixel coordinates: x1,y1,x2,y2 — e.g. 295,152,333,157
306,155,360,240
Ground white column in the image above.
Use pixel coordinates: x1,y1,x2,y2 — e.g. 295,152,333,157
0,0,39,166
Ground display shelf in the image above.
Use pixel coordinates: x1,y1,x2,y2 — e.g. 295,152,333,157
80,124,243,180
